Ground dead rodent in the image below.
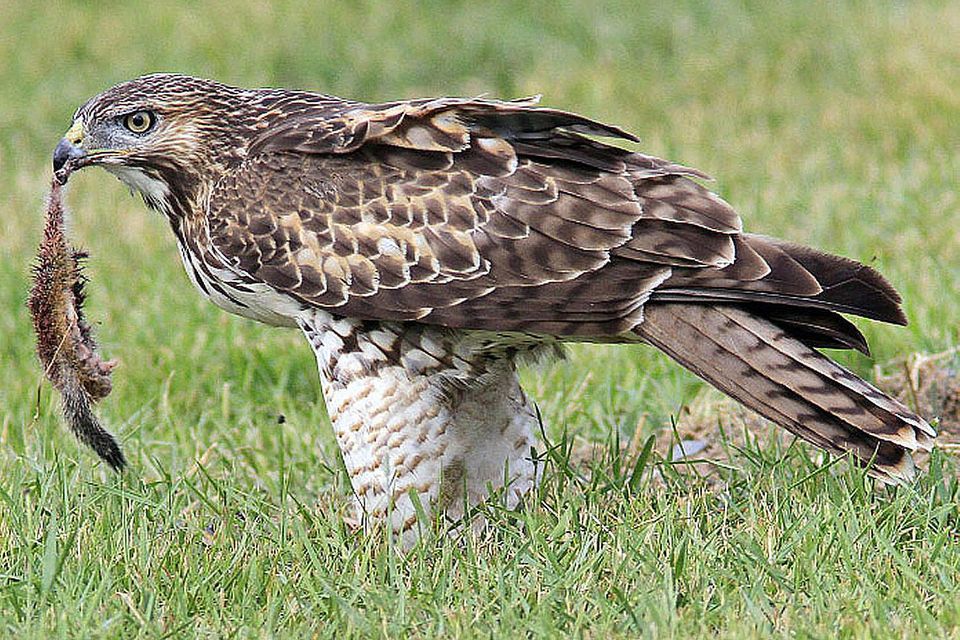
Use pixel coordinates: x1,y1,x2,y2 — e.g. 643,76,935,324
27,176,125,470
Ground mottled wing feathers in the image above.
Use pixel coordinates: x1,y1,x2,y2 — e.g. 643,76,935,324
212,95,906,345
208,142,683,335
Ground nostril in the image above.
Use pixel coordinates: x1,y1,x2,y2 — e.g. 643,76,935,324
53,138,84,172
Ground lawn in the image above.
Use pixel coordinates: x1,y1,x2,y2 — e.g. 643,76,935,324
1,1,959,637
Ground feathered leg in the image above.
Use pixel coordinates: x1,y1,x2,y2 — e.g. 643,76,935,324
299,310,541,545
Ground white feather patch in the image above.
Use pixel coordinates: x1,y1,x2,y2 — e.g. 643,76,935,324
106,166,170,209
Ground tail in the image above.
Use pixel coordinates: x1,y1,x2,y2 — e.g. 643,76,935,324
635,303,935,482
58,365,127,471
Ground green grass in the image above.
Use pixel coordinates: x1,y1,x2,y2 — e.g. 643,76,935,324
2,0,959,637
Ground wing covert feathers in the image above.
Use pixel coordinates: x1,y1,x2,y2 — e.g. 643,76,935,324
213,114,745,336
635,304,935,483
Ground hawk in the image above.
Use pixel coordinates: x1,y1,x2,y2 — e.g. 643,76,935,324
53,74,934,540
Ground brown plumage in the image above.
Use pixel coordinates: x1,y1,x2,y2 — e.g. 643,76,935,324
51,74,933,535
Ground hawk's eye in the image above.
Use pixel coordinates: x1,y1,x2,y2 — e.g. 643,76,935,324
123,111,155,134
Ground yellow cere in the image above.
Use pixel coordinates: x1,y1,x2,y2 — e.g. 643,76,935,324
64,120,84,145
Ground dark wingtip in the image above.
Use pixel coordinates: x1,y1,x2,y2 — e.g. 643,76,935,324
828,264,909,326
745,303,873,356
840,328,872,356
766,239,910,326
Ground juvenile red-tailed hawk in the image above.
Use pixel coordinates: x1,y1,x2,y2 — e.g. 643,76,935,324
53,74,934,540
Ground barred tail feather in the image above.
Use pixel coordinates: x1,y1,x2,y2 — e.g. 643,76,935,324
635,303,935,483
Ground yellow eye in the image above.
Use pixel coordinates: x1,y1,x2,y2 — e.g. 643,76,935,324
123,111,154,134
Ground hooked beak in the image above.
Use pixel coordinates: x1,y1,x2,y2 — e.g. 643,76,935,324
53,137,86,173
53,120,87,182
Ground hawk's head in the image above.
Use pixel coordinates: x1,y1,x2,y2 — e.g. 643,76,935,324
53,74,255,214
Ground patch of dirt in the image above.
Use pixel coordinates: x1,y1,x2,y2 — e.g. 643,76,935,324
876,348,960,458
